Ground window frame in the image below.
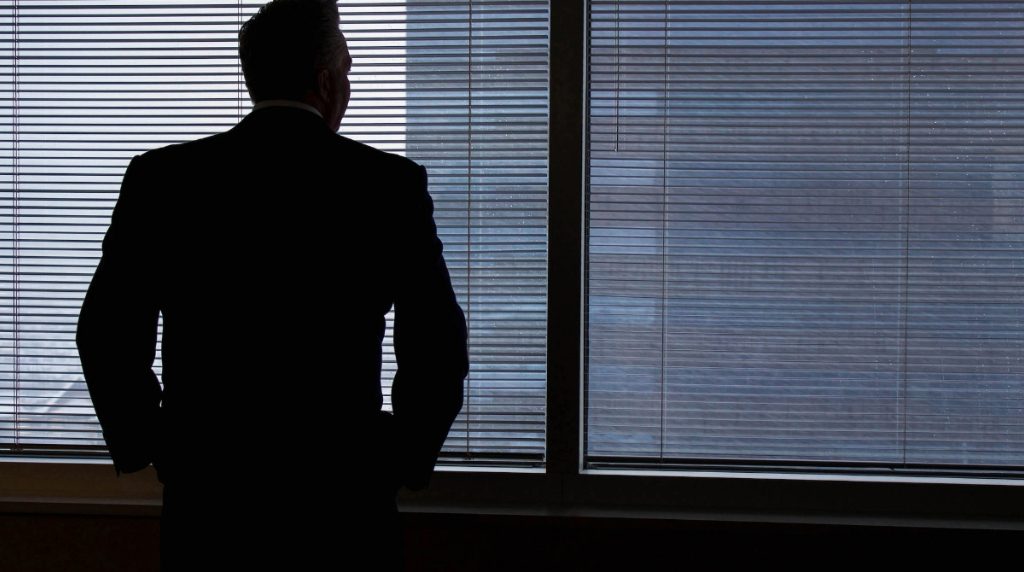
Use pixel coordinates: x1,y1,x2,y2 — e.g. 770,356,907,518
4,0,1024,528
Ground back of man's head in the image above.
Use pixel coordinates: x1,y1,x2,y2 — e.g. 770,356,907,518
238,0,348,102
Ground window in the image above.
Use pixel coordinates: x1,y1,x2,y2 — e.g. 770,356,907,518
0,0,549,467
587,1,1024,475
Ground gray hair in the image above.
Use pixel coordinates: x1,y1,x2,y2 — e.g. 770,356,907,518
238,0,349,102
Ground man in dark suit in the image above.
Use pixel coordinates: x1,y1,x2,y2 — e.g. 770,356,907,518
75,0,467,568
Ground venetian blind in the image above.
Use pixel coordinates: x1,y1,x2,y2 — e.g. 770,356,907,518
587,1,1024,473
0,0,549,467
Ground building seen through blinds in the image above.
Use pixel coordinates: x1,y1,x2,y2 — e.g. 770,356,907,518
587,1,1024,473
0,0,548,467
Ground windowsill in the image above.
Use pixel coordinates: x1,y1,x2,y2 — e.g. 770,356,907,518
399,466,1024,530
398,499,1024,532
580,467,1024,488
0,461,162,516
3,460,1024,531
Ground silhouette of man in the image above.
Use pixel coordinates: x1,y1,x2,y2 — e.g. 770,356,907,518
75,0,468,568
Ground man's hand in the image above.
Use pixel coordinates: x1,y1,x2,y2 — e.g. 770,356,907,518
376,410,403,495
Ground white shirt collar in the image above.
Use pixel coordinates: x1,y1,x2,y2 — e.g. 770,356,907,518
252,99,324,119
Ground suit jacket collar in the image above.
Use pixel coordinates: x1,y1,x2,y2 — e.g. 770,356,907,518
252,99,323,119
235,106,335,137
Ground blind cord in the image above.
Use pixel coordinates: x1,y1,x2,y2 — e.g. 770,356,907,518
11,0,20,452
901,1,913,467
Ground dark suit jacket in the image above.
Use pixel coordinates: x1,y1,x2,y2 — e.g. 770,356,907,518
76,106,468,495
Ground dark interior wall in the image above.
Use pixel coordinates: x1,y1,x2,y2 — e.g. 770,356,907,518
0,513,160,572
403,513,1024,570
1,510,1020,571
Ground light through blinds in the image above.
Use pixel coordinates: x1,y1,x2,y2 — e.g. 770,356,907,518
0,0,549,467
587,1,1024,474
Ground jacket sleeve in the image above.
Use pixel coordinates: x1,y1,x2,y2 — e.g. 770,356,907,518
76,155,162,475
390,164,468,491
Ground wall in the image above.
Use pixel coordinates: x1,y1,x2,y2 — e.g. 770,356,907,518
1,508,1021,571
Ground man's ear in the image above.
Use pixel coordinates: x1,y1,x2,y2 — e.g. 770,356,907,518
317,68,332,103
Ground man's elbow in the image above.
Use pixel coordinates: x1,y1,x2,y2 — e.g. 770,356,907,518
76,316,114,372
441,310,469,413
456,345,469,384
75,317,100,366
76,290,107,359
444,345,468,416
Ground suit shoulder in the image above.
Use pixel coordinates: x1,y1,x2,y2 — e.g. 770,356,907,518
135,131,229,165
334,134,423,177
